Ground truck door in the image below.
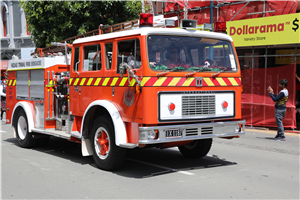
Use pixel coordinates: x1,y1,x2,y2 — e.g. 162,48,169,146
69,44,102,116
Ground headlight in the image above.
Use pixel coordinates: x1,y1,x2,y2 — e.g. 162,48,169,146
148,130,156,140
234,124,240,133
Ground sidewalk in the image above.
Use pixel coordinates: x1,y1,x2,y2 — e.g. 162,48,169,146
245,126,300,136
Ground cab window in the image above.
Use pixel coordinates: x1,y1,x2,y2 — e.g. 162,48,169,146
147,35,238,72
73,47,80,71
83,44,101,71
105,43,113,70
116,39,141,73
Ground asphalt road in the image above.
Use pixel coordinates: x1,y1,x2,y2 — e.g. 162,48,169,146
1,120,299,199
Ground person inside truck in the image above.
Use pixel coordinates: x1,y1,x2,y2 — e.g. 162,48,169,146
164,46,186,66
127,46,141,68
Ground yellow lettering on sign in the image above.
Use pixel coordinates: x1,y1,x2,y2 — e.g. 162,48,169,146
227,13,300,47
275,49,300,64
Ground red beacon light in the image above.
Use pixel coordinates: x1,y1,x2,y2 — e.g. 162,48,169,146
139,13,153,27
214,21,227,33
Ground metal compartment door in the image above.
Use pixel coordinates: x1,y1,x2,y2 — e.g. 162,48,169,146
16,70,29,99
30,69,44,100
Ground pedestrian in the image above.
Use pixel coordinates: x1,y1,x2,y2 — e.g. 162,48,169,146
267,79,288,141
0,79,6,121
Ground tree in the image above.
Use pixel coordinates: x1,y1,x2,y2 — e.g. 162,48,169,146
20,1,142,48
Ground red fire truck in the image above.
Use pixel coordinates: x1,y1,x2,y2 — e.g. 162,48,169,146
6,14,245,170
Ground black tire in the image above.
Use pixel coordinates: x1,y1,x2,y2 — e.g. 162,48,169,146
178,139,212,158
90,116,126,171
15,110,37,148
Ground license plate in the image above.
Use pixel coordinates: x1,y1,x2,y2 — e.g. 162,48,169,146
166,129,183,138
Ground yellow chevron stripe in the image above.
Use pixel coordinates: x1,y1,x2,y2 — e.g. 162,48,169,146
111,77,119,86
102,78,110,86
8,80,12,86
74,78,80,86
80,78,86,86
182,77,194,86
153,77,167,86
228,78,238,86
120,78,128,86
28,80,30,86
129,78,136,86
69,78,73,85
141,77,151,86
204,78,214,86
216,77,227,86
94,78,101,86
87,78,93,86
13,80,16,86
49,80,53,85
168,77,181,86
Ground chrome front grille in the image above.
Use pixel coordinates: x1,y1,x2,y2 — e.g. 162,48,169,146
186,128,198,136
182,95,215,116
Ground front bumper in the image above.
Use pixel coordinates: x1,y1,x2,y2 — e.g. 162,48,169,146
138,120,246,144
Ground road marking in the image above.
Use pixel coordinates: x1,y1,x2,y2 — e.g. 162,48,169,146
126,158,195,175
0,130,6,133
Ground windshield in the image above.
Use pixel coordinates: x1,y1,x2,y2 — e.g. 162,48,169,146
147,35,238,72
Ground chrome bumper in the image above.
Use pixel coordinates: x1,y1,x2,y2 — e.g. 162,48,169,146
138,120,246,144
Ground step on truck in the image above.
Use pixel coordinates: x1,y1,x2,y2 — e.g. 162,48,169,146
6,13,245,170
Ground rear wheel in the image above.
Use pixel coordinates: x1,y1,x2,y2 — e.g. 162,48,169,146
178,139,212,158
15,110,37,148
90,116,126,170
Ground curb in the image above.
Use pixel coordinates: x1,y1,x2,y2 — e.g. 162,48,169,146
245,127,300,134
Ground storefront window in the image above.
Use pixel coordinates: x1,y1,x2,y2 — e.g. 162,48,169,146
238,44,298,129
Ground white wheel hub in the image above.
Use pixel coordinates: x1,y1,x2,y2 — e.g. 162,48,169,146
17,116,27,140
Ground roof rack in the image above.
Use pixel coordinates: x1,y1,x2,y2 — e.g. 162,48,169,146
38,19,140,56
35,14,174,57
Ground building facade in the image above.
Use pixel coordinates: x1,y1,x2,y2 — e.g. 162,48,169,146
1,1,35,61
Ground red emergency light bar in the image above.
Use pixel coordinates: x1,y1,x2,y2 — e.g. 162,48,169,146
139,13,153,27
214,21,226,33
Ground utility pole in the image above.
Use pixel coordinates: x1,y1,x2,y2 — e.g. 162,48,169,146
209,0,214,60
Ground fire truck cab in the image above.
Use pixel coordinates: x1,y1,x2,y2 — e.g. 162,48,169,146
6,14,245,170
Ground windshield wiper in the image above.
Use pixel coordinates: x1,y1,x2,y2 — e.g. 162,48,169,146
211,70,225,78
157,68,184,77
185,69,204,77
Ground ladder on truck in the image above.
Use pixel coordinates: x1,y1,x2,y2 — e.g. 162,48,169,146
38,19,140,56
37,12,171,56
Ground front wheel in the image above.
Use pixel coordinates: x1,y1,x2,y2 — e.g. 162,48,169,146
90,116,126,171
15,110,37,148
178,139,212,158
